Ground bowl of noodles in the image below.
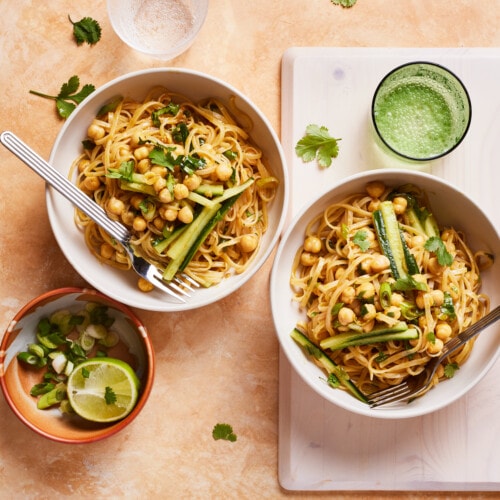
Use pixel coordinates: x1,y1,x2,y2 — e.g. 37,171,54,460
271,169,499,418
47,68,288,311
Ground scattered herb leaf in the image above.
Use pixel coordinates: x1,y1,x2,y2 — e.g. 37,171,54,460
424,236,454,266
295,124,341,168
426,331,436,344
212,423,237,442
353,230,370,252
375,351,388,363
439,292,457,321
393,275,428,292
104,386,117,404
106,161,135,181
69,16,102,46
331,0,358,6
29,75,95,118
444,362,460,379
326,373,340,388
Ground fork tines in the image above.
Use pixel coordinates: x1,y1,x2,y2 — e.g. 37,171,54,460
366,382,415,408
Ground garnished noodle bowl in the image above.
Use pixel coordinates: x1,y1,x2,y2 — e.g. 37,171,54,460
70,87,278,290
291,181,492,399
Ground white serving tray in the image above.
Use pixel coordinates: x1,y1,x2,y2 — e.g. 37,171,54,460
279,47,500,492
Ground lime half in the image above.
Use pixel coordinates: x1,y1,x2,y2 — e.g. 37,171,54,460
67,357,140,423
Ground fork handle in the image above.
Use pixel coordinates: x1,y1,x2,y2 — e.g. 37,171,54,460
0,131,130,243
443,305,500,357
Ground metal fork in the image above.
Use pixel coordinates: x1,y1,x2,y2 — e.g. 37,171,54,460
0,130,200,303
366,304,500,408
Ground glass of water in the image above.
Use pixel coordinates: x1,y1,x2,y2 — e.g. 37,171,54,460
107,0,209,60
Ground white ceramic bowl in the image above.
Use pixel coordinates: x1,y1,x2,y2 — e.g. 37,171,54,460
107,0,208,60
0,288,155,443
47,68,288,312
271,169,500,419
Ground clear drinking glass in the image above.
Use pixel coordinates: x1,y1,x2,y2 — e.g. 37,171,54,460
371,62,471,162
107,0,209,60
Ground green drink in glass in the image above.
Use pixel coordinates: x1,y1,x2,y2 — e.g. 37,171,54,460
372,62,471,162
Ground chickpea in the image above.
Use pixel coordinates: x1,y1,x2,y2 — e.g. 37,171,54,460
411,234,426,248
215,163,233,181
390,292,404,307
173,183,189,200
87,123,105,141
392,196,408,215
83,176,100,191
130,132,143,147
359,259,372,274
239,234,259,253
435,322,452,341
133,216,147,232
151,166,166,177
300,252,316,267
116,145,131,162
154,177,167,192
362,319,375,333
184,174,202,191
338,307,356,326
160,207,178,222
134,159,149,174
427,257,443,275
130,194,144,210
334,267,346,280
121,211,135,226
107,197,125,216
415,292,426,310
366,181,385,199
78,159,90,173
368,199,381,212
100,243,114,260
153,217,165,231
384,305,401,320
356,282,375,301
429,289,444,307
370,254,390,273
158,188,173,203
138,277,155,293
177,205,194,224
304,236,322,254
341,286,356,305
361,303,377,321
133,146,150,161
427,337,444,355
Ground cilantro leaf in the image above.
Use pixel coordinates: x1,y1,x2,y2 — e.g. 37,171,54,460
393,275,428,292
295,124,341,168
212,423,237,442
69,16,102,46
444,362,459,379
104,386,117,405
331,0,358,6
106,161,135,181
152,103,180,127
29,75,95,119
439,292,456,321
326,373,340,388
353,230,370,252
424,236,454,266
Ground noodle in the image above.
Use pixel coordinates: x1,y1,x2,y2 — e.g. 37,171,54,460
70,87,278,290
291,181,492,399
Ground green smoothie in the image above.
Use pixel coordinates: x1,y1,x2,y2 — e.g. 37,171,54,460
374,83,454,159
372,63,471,161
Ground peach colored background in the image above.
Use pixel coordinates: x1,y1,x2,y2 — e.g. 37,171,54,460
1,1,499,498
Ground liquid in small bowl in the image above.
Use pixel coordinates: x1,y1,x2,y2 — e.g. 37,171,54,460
372,62,471,162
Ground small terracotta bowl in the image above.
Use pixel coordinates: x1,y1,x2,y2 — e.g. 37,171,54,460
0,287,154,443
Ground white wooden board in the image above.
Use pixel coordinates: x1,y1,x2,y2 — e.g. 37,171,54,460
279,47,500,492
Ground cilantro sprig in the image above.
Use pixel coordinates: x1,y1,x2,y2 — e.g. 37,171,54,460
29,75,95,118
331,0,358,6
212,423,237,442
69,16,102,46
424,236,454,266
353,230,370,252
295,124,341,168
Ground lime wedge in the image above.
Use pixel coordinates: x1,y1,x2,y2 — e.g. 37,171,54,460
67,357,140,423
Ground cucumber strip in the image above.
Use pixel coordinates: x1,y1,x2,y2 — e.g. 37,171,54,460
194,183,224,197
212,177,254,204
179,193,241,272
291,328,367,403
163,203,221,281
373,201,420,280
187,191,217,208
153,226,187,254
119,180,156,196
320,326,418,351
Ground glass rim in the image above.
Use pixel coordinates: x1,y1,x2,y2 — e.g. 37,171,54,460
371,61,472,162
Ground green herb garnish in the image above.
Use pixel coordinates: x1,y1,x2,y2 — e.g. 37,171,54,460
29,75,95,118
104,386,117,405
444,362,460,379
353,230,370,251
425,236,454,266
212,423,237,442
68,16,102,46
295,124,341,168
